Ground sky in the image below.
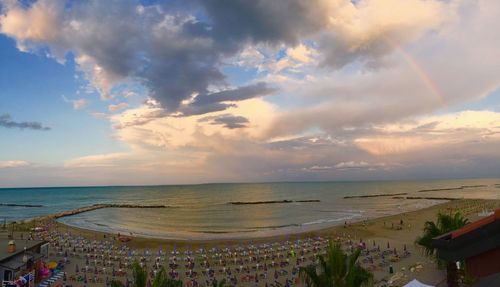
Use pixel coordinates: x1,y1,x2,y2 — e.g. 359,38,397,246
0,0,499,187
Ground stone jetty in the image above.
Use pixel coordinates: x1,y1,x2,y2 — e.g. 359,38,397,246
229,199,320,205
344,192,407,199
38,204,170,220
0,203,44,207
392,196,460,201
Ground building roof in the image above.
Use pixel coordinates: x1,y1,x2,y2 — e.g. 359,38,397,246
432,209,500,262
451,209,500,239
0,251,43,270
0,239,46,263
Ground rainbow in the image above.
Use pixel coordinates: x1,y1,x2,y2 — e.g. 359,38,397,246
384,36,446,106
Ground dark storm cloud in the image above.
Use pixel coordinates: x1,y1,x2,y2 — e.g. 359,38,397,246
199,114,249,129
0,114,50,130
0,0,446,117
196,0,329,48
0,0,290,115
178,82,276,116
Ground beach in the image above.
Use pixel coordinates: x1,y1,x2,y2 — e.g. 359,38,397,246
7,198,499,287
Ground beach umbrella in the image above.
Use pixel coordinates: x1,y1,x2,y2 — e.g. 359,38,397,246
387,242,390,249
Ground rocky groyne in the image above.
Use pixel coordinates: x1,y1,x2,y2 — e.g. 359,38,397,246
0,203,44,207
417,185,487,193
344,192,407,199
36,204,170,220
392,196,460,201
229,199,320,205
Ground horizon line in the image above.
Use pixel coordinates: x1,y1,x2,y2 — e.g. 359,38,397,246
0,176,498,190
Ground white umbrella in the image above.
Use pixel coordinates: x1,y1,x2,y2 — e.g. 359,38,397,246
403,279,435,287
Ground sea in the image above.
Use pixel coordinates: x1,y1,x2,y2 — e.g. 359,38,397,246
0,178,499,240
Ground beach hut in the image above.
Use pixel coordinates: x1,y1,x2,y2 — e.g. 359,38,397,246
432,209,500,281
0,239,47,283
403,279,434,287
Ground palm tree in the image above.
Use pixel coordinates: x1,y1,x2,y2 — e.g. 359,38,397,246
152,267,182,287
133,262,148,287
111,262,182,287
299,242,373,287
210,279,227,287
416,212,469,287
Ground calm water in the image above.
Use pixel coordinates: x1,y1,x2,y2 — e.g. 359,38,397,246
1,179,499,240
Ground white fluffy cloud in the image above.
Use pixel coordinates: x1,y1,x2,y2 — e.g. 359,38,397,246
265,0,500,139
111,98,276,150
64,153,128,168
62,96,89,110
0,160,29,169
108,103,129,112
355,111,500,156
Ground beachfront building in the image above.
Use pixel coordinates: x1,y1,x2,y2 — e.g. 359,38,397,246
432,209,500,283
0,239,48,287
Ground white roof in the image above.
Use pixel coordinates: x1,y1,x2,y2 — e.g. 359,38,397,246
403,279,435,287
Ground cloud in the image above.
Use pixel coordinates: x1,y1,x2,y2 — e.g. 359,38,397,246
301,161,389,172
72,99,89,110
0,0,277,113
123,91,136,98
0,114,50,130
199,114,249,129
91,112,107,119
317,0,453,68
108,102,129,112
0,160,30,169
111,98,276,149
354,110,500,156
335,161,369,169
2,0,500,185
303,165,333,171
64,153,128,168
62,96,89,110
264,1,500,138
0,0,454,116
177,82,276,116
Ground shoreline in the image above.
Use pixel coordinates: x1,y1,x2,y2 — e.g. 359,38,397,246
12,198,499,246
42,199,498,254
15,197,461,243
12,198,500,286
52,199,445,242
14,197,496,245
50,198,489,245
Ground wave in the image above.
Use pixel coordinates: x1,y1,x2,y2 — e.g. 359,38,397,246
417,185,487,192
302,213,362,226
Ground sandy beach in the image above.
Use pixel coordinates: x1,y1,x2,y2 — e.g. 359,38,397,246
5,198,498,287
